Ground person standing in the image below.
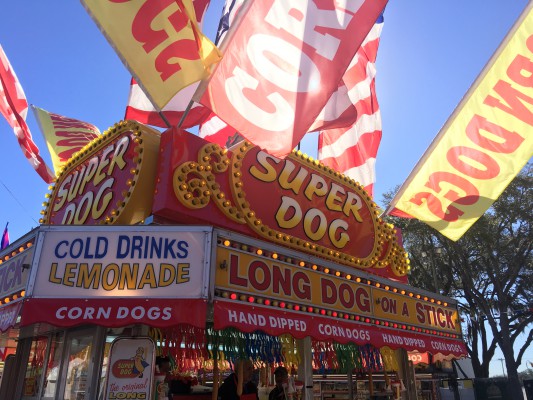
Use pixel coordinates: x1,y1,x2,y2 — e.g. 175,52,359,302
218,359,258,400
269,367,289,400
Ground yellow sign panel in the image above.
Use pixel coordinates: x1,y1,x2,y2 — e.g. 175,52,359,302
216,245,461,333
372,290,460,334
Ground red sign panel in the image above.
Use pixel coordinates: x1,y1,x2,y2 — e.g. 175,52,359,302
153,128,409,281
43,121,160,226
0,301,22,332
20,298,206,329
214,300,467,357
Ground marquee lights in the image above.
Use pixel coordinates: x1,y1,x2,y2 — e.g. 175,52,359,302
217,238,448,307
215,289,459,339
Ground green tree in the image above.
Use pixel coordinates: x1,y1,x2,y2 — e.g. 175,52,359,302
382,163,532,400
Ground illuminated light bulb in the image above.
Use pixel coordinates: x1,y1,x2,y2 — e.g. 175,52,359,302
264,299,271,306
299,261,305,267
324,268,330,274
230,293,237,300
409,293,414,297
443,302,448,307
248,297,255,303
416,294,421,299
356,277,361,283
279,302,286,308
355,316,360,321
294,305,300,311
312,265,318,270
320,309,326,315
346,274,352,280
332,312,337,317
4,298,9,303
256,249,263,255
375,282,381,288
335,271,341,277
272,253,278,259
385,286,389,291
308,307,313,313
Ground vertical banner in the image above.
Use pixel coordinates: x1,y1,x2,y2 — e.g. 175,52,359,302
104,337,155,400
200,0,388,158
82,0,221,109
387,3,533,240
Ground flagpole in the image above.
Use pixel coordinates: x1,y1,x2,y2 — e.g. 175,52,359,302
191,0,253,104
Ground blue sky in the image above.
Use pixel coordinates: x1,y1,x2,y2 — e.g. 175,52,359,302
1,1,531,375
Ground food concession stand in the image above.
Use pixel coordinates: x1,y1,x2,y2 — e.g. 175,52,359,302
0,121,467,400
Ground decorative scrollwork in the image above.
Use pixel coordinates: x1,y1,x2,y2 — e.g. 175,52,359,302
172,143,245,223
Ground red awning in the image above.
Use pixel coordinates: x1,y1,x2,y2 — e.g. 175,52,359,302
214,299,467,357
0,301,23,333
21,298,207,329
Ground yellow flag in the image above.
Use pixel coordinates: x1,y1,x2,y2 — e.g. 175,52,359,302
32,106,100,176
387,4,533,241
82,0,221,109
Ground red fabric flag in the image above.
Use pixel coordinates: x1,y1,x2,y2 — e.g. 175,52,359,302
318,16,384,198
0,45,54,183
199,0,388,158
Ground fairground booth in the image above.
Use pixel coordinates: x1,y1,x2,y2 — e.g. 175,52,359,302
0,122,467,400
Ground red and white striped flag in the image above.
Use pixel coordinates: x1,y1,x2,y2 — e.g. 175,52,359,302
318,15,384,198
0,45,54,183
124,0,212,128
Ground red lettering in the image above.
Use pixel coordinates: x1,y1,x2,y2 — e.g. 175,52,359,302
154,39,200,81
416,302,425,324
132,0,187,53
466,114,524,154
447,146,500,179
292,271,311,300
355,287,370,312
248,260,270,291
229,254,247,287
272,266,291,296
484,80,533,126
321,278,337,305
424,171,479,206
338,283,354,309
409,191,464,222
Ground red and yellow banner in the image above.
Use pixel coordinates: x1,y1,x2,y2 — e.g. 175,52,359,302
32,106,100,175
82,0,221,109
388,4,533,240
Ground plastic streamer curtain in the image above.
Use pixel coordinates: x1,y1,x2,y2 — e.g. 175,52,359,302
311,341,383,373
206,326,286,366
379,347,399,372
149,325,208,372
149,325,386,374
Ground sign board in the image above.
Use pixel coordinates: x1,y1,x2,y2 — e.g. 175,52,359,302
104,336,155,400
215,243,461,335
42,120,160,226
20,226,211,328
153,128,410,281
0,246,33,298
214,300,467,357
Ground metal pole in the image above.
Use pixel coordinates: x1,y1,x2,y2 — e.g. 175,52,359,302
499,358,506,377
